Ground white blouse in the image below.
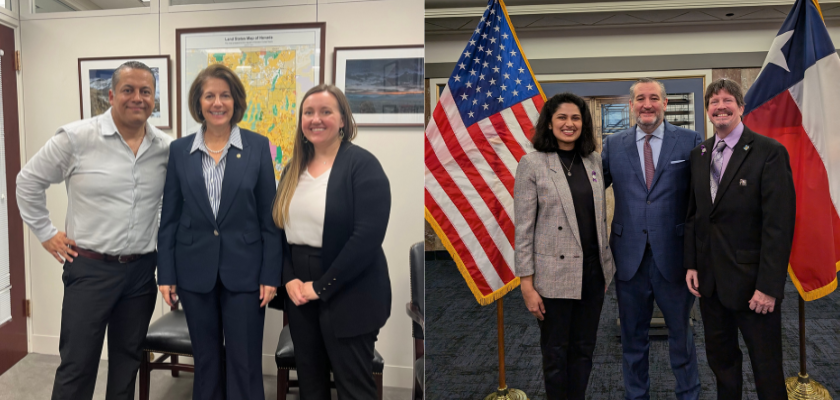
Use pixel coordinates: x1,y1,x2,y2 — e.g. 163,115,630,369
285,168,331,248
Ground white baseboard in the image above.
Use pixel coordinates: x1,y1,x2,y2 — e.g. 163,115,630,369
33,334,112,360
32,335,413,389
32,334,60,356
261,355,414,388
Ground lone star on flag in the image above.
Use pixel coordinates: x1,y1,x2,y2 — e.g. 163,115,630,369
763,29,795,72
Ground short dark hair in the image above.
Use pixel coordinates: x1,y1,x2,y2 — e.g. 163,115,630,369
188,64,247,126
704,78,745,109
111,61,155,92
630,77,666,100
531,92,596,156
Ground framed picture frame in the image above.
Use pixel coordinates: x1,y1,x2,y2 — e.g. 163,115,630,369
333,45,424,127
176,23,325,180
78,55,172,129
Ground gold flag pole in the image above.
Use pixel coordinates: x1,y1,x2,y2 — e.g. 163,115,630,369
484,297,528,400
785,296,832,399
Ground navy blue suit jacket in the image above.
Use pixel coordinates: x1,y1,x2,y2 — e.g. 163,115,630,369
602,121,702,283
158,129,282,293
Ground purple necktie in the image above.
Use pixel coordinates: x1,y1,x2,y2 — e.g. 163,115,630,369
710,140,727,202
644,134,654,190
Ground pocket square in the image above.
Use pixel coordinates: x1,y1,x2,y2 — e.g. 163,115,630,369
670,160,686,164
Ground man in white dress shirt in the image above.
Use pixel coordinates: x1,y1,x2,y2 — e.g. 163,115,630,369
16,61,171,400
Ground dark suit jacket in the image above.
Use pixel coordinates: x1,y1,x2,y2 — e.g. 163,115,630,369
283,141,392,338
158,129,282,293
684,125,795,310
603,121,702,283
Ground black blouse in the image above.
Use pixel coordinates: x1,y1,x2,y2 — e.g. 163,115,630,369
556,149,599,264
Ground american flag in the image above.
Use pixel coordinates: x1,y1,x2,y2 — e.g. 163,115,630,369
425,0,545,305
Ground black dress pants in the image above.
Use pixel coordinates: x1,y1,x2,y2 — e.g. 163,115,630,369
178,276,266,400
538,257,605,400
700,291,786,400
285,245,378,400
51,252,157,400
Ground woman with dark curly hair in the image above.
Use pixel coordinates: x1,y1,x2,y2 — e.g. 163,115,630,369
514,92,615,400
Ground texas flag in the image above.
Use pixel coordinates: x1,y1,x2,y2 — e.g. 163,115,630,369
743,0,840,300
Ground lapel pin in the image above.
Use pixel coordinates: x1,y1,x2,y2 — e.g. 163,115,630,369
592,171,597,183
236,153,241,158
743,145,750,151
701,145,707,155
740,179,747,186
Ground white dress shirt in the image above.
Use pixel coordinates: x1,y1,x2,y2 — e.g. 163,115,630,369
285,168,331,248
16,109,172,255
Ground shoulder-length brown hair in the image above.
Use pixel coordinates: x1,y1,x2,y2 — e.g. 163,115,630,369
531,92,596,156
272,84,357,229
187,64,247,127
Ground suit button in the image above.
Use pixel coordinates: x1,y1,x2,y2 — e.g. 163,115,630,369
647,201,651,205
214,230,219,236
558,226,563,230
560,255,565,260
643,229,647,234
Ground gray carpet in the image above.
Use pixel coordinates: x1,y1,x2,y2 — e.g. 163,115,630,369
425,259,840,400
0,353,410,400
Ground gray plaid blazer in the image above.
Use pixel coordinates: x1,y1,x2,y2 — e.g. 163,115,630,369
514,150,615,299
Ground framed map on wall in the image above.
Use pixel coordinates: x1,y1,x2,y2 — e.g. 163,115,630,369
78,55,171,129
176,23,325,180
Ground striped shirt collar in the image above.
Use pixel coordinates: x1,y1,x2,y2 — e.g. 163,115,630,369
190,125,243,154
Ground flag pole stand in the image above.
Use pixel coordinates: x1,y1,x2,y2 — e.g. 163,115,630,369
785,296,832,399
483,297,529,400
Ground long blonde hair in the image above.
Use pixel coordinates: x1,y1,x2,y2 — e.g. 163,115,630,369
272,84,357,229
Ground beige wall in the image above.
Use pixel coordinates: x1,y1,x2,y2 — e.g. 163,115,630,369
426,22,840,64
20,0,422,389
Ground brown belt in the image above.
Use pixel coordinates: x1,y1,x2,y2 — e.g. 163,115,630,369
70,246,148,264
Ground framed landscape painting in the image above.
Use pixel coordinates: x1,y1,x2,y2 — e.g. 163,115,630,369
78,55,171,129
333,45,424,127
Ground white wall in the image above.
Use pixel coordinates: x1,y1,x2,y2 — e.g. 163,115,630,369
20,0,422,389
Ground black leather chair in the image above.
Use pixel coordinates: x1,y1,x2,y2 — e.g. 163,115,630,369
139,302,197,400
273,312,385,400
406,242,425,400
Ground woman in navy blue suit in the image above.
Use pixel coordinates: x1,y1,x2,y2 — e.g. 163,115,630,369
157,64,282,400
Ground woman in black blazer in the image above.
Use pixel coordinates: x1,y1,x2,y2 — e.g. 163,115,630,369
273,84,391,399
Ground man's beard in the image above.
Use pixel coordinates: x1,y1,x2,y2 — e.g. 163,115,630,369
635,112,663,130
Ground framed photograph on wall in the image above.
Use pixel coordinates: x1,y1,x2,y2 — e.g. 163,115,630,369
176,23,325,180
333,45,424,127
78,55,171,129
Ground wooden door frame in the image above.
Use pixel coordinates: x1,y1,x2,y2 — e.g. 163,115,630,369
0,20,27,376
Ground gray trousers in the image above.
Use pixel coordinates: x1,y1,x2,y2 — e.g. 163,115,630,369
51,252,157,400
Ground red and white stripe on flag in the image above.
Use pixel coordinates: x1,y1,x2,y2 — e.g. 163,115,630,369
425,0,546,305
743,0,840,300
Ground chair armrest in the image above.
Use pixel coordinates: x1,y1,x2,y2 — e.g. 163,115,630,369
406,302,424,331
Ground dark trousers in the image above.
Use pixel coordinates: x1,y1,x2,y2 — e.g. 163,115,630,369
538,257,605,400
179,277,266,400
615,246,700,400
285,245,378,400
700,291,786,400
51,252,157,400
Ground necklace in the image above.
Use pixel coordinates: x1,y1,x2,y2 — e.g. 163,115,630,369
558,152,576,176
204,140,225,154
